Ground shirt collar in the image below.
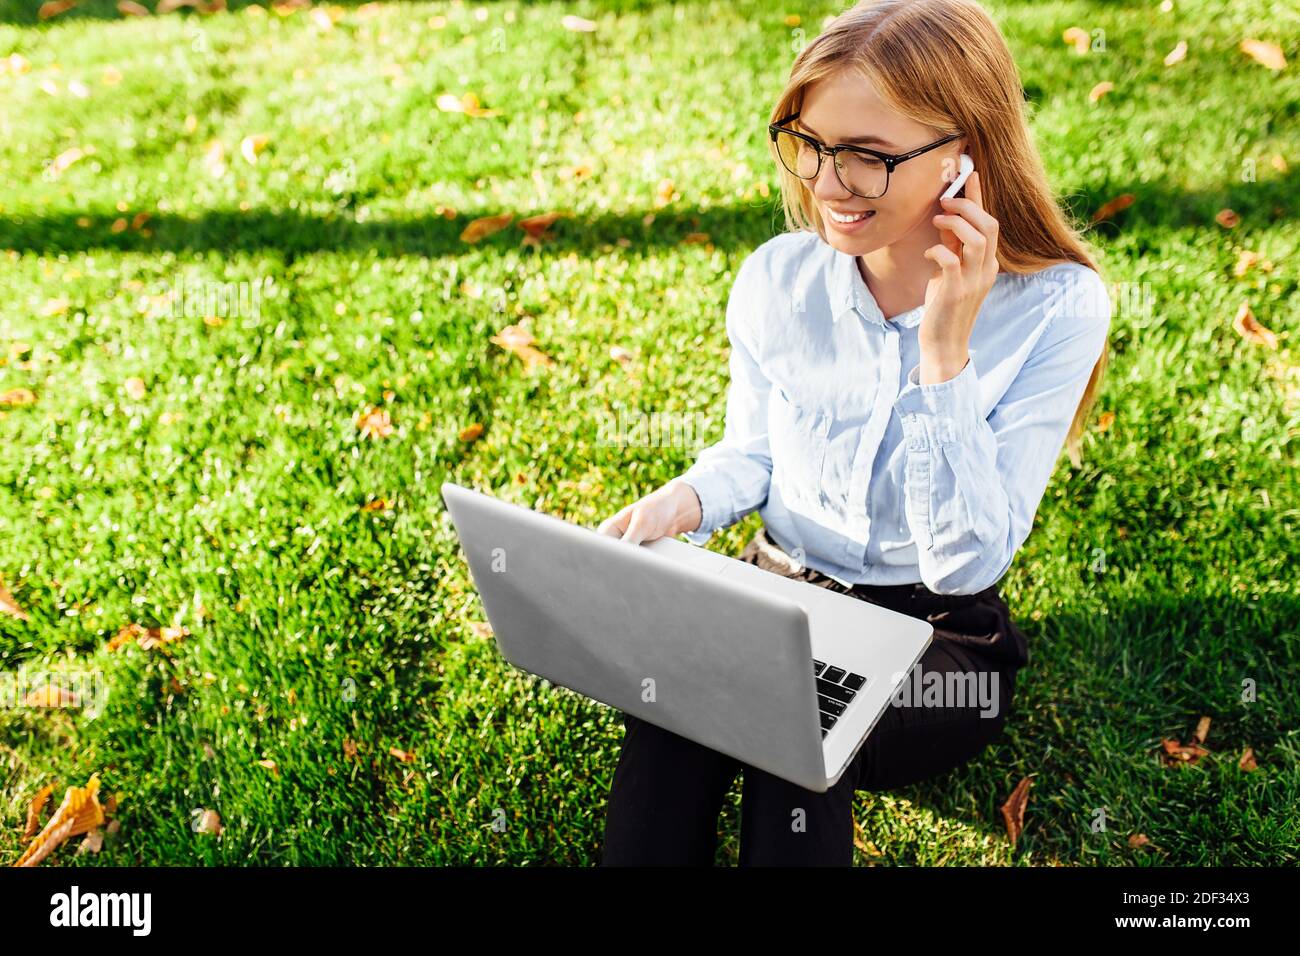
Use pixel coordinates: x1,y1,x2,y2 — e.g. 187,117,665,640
830,246,927,329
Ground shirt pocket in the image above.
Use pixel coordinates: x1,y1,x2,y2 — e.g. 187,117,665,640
767,384,830,509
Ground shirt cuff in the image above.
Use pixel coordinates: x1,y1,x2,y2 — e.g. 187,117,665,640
675,471,729,546
893,349,983,447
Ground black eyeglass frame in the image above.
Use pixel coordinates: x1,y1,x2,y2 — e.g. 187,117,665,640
768,111,964,198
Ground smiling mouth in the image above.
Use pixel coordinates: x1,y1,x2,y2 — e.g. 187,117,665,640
827,208,876,223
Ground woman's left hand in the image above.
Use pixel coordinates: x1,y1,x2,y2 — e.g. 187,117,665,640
920,170,1000,384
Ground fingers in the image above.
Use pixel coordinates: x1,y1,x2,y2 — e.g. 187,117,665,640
937,171,998,276
931,213,985,267
924,243,962,275
596,506,632,537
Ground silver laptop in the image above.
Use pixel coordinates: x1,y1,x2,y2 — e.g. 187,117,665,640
441,482,933,793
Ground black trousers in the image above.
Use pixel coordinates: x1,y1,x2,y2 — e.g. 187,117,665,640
600,527,1029,867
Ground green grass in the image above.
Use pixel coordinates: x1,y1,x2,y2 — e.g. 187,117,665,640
1,0,1297,866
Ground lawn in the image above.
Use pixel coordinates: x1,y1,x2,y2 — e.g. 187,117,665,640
0,0,1297,866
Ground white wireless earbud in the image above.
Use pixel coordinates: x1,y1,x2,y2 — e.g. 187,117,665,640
940,153,975,200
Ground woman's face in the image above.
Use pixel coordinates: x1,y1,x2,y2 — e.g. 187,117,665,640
788,71,965,255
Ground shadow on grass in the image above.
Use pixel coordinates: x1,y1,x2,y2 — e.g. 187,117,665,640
2,165,1297,260
855,588,1300,865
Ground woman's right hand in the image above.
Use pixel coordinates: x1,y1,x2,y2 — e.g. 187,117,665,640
597,479,703,546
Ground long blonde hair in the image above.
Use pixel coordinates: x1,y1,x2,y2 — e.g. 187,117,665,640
772,0,1107,464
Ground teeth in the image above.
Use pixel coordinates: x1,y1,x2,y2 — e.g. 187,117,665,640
829,209,870,223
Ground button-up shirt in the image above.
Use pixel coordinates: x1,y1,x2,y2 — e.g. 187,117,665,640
679,229,1112,595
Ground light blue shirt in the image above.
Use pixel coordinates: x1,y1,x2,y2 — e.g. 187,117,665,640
679,229,1112,595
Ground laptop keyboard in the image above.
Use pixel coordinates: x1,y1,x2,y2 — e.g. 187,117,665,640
814,659,870,738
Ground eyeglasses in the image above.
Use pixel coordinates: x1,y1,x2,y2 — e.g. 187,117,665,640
768,111,963,199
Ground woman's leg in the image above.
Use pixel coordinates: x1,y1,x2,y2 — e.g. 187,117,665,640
737,633,1016,866
600,711,743,866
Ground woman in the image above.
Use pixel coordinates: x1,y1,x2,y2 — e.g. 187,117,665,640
596,0,1112,866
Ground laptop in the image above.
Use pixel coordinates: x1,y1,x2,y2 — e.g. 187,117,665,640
440,482,933,793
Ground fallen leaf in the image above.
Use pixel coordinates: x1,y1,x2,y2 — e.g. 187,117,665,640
1161,737,1210,765
458,422,484,442
1096,410,1115,432
49,147,86,176
355,406,395,439
78,829,104,854
1192,715,1211,745
117,1,149,15
24,684,79,708
489,323,554,369
256,758,279,775
124,376,147,400
196,808,222,834
0,577,31,621
1240,39,1286,71
1215,208,1240,228
460,212,513,243
1163,40,1187,66
518,211,563,241
1088,81,1114,102
0,388,37,407
389,747,416,763
13,774,105,866
343,738,359,758
240,134,270,165
1062,26,1090,54
1091,193,1135,223
360,497,392,512
24,784,55,840
1000,777,1032,845
106,621,190,652
683,232,711,244
38,0,78,20
1233,250,1260,277
1232,302,1278,349
1127,833,1150,848
1239,747,1257,771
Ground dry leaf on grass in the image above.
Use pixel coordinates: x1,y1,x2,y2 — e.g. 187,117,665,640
1000,776,1032,845
1240,39,1286,71
1091,193,1135,223
1233,303,1278,349
106,621,190,652
13,775,105,866
1239,747,1258,771
490,323,554,369
460,212,513,243
355,406,395,439
1161,737,1210,765
0,577,30,620
24,783,56,840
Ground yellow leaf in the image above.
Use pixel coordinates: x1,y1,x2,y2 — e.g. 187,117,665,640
240,134,270,165
13,775,105,867
459,212,513,243
1232,302,1277,349
0,388,37,407
1088,81,1114,102
1240,39,1286,71
1062,26,1090,54
38,0,78,21
0,577,30,621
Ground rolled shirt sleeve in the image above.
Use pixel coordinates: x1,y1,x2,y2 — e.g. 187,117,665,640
678,257,774,545
892,268,1112,594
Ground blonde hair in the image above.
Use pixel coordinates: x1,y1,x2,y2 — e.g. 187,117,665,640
771,0,1108,465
